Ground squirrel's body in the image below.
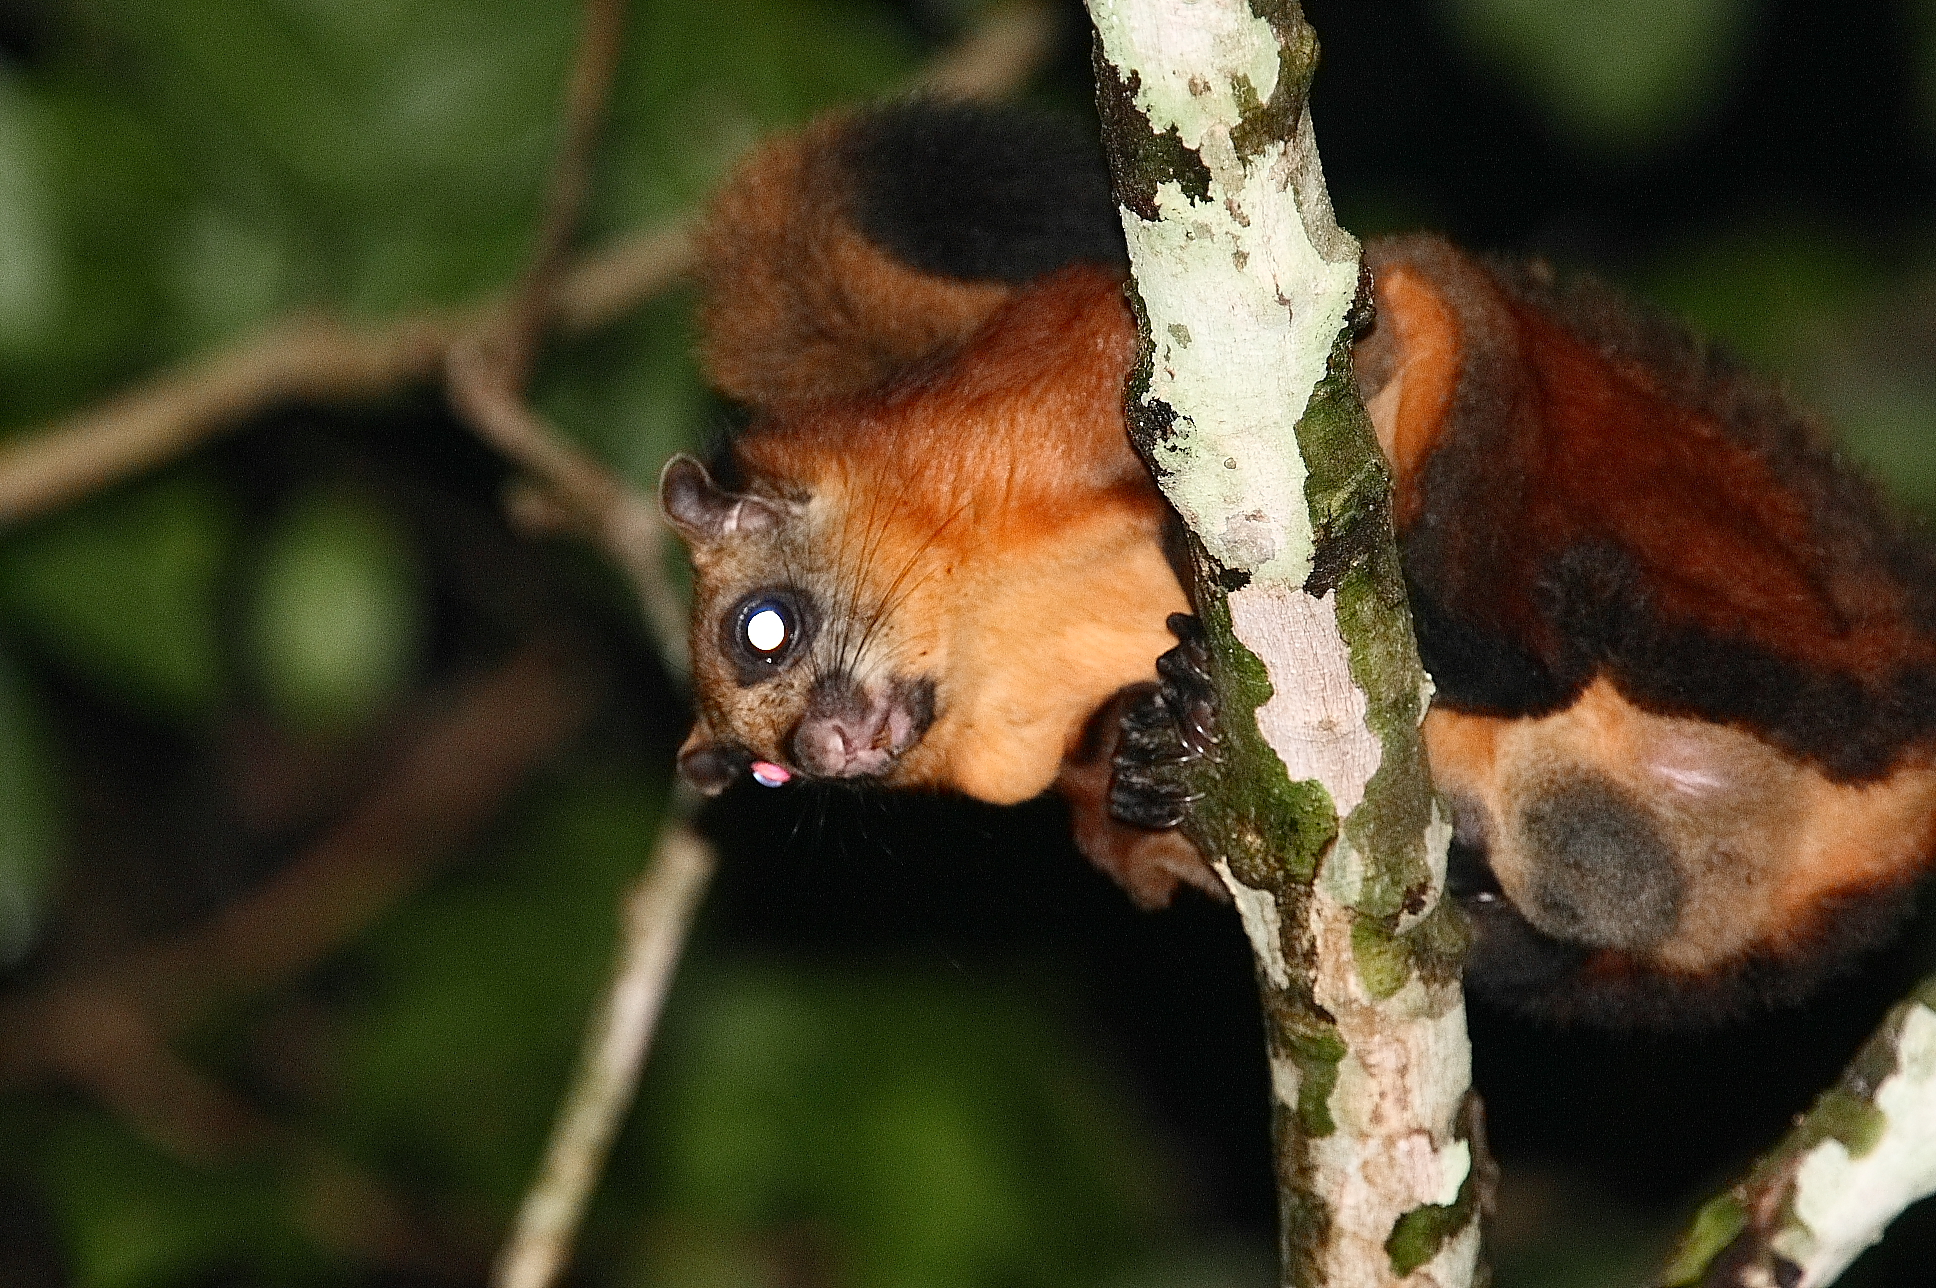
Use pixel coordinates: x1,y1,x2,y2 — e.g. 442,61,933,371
663,102,1936,1024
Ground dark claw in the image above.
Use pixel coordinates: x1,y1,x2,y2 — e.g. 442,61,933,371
1107,614,1221,832
1176,700,1217,760
1109,776,1189,830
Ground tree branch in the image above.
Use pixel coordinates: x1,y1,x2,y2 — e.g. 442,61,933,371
1661,975,1936,1288
491,817,716,1288
498,0,631,388
1086,2,1482,1285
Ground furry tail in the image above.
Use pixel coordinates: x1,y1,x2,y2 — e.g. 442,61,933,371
694,100,1127,410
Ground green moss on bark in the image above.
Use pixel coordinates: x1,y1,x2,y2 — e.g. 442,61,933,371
1661,1195,1749,1286
1385,1169,1478,1276
1091,45,1212,221
1189,587,1341,891
1298,331,1461,1001
1230,1,1318,163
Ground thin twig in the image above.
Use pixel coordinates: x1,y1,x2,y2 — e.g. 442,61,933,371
446,343,687,672
0,221,692,530
498,0,631,386
448,11,718,1285
475,10,1064,1286
492,817,716,1288
1659,976,1936,1288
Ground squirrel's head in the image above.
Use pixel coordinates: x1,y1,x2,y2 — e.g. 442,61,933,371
660,453,948,797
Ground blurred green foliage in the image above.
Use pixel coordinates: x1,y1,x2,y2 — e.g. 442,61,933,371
0,471,237,721
247,486,424,736
1,0,1935,1285
638,964,1171,1288
1437,0,1755,153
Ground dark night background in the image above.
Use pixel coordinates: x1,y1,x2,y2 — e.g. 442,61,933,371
0,0,1933,1285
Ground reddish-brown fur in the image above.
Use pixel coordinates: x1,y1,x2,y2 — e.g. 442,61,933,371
1371,254,1931,684
696,113,1014,410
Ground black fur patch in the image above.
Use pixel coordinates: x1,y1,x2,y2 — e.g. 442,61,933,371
1405,579,1578,716
1490,258,1936,779
841,101,1129,283
1381,235,1936,781
1538,542,1936,782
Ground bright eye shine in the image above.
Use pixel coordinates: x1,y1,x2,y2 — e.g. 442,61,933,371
745,605,789,654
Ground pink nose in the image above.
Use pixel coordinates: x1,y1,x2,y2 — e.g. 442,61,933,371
791,702,899,778
788,680,930,779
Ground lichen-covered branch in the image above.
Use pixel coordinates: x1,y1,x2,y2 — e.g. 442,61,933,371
1661,975,1936,1288
1084,2,1482,1284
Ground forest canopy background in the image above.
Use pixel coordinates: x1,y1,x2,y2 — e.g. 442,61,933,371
3,1,1936,1286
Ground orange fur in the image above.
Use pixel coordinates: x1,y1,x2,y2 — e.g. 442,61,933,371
1427,684,1936,974
728,268,1187,804
1357,263,1462,526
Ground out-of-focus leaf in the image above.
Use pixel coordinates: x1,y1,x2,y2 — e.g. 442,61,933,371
1641,222,1877,370
59,0,574,317
166,204,295,354
1438,0,1755,153
37,1111,320,1288
0,79,196,428
0,651,60,969
331,771,666,1212
247,486,424,736
535,289,708,495
637,963,1173,1288
0,472,235,721
1823,373,1936,515
48,0,915,331
595,0,919,230
1643,225,1936,514
0,75,58,352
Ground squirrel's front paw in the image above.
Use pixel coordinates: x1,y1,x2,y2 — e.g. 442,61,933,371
1109,613,1219,830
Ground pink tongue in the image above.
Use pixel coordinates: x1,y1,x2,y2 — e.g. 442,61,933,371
750,761,793,788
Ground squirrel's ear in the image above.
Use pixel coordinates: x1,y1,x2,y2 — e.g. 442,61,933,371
676,718,744,796
659,455,782,545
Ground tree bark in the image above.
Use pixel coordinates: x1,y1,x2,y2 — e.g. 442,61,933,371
1084,3,1484,1284
1661,975,1936,1288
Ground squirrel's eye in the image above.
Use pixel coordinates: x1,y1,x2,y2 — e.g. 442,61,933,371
740,600,794,658
723,590,813,682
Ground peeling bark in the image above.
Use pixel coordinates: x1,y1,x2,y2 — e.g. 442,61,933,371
1084,2,1483,1285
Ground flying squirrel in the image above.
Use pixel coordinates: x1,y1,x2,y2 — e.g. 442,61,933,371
659,100,1936,1026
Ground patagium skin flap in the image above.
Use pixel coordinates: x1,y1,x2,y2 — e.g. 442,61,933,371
663,100,1936,1027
